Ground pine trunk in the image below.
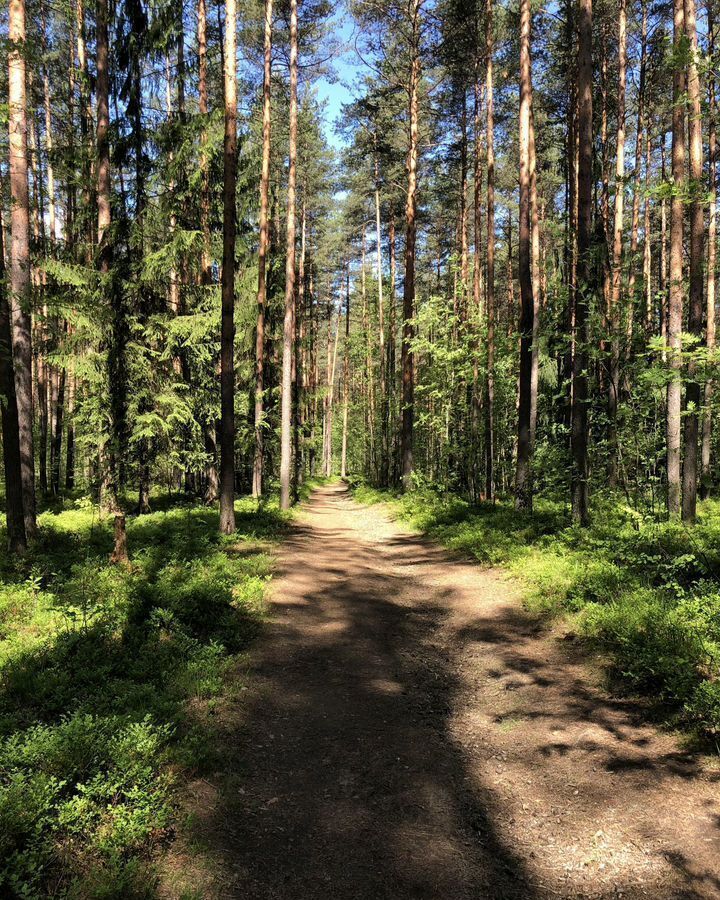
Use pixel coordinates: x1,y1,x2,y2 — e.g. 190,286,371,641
0,205,26,553
9,0,36,539
667,0,686,517
97,0,128,562
253,0,273,498
701,7,717,499
485,0,495,502
681,0,704,523
401,0,421,492
515,0,535,510
608,0,627,486
571,0,593,525
219,0,237,533
279,0,298,510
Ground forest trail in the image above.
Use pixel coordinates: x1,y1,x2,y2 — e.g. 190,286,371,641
173,483,720,900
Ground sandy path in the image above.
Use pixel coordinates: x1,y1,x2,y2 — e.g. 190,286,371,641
176,483,720,899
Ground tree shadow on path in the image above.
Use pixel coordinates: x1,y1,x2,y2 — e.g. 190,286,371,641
179,486,716,900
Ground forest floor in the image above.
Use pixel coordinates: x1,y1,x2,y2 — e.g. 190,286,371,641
162,482,720,900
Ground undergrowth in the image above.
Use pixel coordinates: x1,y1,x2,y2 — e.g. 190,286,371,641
0,496,289,898
352,481,720,743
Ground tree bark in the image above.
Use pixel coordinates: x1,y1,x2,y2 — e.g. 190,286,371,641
628,0,648,333
667,0,686,517
279,0,298,510
515,0,536,510
252,0,272,498
702,6,717,500
374,136,387,485
42,7,57,246
9,0,36,539
97,0,128,562
0,204,26,553
198,0,212,281
401,0,421,492
485,0,495,502
219,0,237,533
571,0,593,525
681,0,704,523
65,371,75,490
293,199,306,497
529,106,540,450
608,0,627,486
341,265,350,478
473,71,483,320
51,323,67,495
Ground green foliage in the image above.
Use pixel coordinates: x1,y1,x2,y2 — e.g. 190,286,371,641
0,498,287,897
353,483,720,741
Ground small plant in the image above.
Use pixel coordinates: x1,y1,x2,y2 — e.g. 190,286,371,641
352,481,720,742
0,499,280,896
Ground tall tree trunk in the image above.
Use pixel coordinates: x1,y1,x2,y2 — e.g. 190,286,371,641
324,311,340,476
51,343,66,495
681,0,704,523
97,0,127,562
562,1,577,432
485,0,495,502
628,0,648,332
0,205,26,553
204,423,219,503
76,0,94,256
219,0,237,533
167,52,181,319
660,137,669,352
643,134,652,332
253,0,273,498
341,265,350,478
42,9,57,246
667,0,686,517
279,0,298,510
198,0,212,281
459,94,470,313
702,6,717,500
571,0,593,525
529,106,540,450
401,0,421,492
361,228,375,474
473,70,483,320
66,371,75,490
608,0,627,486
293,199,306,497
515,0,536,510
9,0,36,539
37,327,49,496
388,208,397,483
374,136,387,485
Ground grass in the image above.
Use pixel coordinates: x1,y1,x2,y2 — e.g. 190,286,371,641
0,494,291,898
351,481,720,744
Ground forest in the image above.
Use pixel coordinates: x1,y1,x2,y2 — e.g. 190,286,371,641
1,0,720,895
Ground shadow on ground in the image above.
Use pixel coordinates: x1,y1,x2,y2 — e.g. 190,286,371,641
175,486,718,900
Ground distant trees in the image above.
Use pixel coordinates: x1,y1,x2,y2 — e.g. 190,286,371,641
2,0,720,544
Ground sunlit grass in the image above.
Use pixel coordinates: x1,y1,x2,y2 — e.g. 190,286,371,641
352,481,720,743
0,494,289,896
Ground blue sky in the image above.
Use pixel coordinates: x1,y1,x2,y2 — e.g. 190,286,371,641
312,10,364,149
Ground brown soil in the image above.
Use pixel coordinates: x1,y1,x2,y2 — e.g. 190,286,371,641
163,483,720,899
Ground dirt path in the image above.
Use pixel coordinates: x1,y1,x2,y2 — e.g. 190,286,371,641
172,483,720,899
